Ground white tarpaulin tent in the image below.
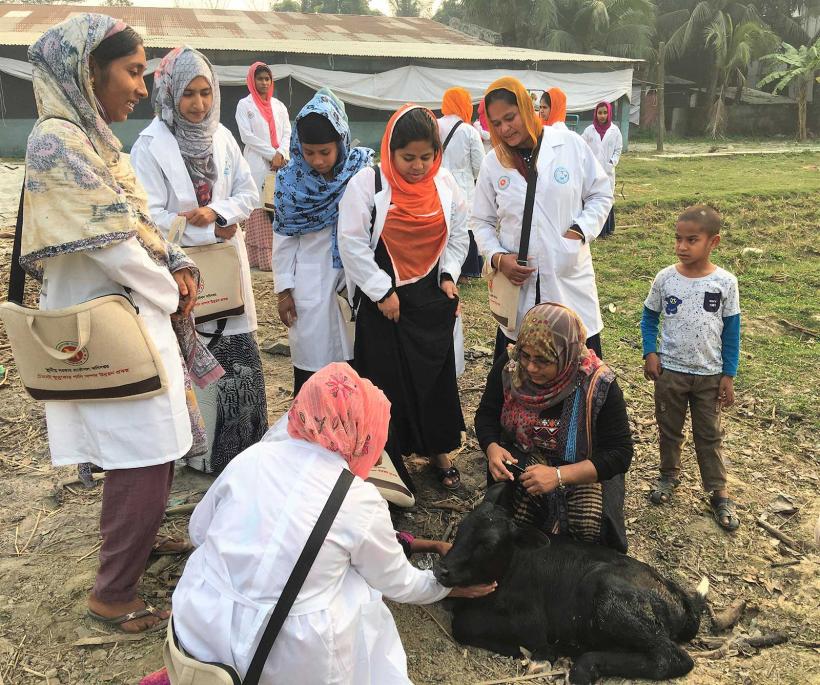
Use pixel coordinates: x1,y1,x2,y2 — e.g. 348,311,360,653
0,57,633,111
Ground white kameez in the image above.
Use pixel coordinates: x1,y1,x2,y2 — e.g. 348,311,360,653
172,427,449,684
235,94,292,207
581,124,623,192
273,230,352,372
131,118,259,337
41,238,192,469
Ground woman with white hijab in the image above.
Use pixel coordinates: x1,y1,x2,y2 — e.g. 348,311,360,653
131,46,267,475
171,363,496,683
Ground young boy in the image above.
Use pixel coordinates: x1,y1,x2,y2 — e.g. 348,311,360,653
641,205,741,531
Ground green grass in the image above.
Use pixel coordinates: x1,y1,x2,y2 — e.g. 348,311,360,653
617,151,820,206
462,151,820,429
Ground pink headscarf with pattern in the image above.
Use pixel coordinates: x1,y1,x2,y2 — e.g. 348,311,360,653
287,363,391,478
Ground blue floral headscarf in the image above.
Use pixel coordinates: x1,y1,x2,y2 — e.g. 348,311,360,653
273,88,373,268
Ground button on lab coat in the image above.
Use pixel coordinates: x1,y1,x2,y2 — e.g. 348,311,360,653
131,118,259,336
471,127,613,339
235,94,292,207
172,422,449,684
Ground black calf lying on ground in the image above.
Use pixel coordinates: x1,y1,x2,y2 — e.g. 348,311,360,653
435,486,708,685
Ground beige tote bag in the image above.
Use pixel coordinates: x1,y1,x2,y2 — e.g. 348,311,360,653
262,173,277,212
0,179,167,402
0,295,168,402
366,451,415,508
169,217,245,325
485,136,541,332
164,618,240,685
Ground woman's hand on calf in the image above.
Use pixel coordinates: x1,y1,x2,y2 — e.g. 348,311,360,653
448,581,498,598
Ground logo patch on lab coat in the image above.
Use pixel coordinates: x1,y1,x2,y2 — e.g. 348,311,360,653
498,175,510,190
553,167,570,184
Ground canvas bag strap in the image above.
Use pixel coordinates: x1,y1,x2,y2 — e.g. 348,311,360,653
442,120,463,152
242,468,355,685
9,178,26,305
515,132,543,267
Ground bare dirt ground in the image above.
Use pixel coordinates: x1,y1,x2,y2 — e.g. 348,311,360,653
0,162,818,684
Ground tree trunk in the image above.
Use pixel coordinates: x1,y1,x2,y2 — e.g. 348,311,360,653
797,78,808,141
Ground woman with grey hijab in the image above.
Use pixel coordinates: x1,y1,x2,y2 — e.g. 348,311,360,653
132,46,268,475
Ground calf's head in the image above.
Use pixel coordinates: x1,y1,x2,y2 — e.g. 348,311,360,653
434,500,548,587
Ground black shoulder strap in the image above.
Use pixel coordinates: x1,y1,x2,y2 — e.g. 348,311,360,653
369,163,381,235
442,120,463,152
516,132,543,267
8,177,26,304
243,468,355,685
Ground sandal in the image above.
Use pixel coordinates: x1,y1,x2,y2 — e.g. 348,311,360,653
710,496,740,532
435,464,461,491
151,535,193,556
649,477,679,505
87,604,167,633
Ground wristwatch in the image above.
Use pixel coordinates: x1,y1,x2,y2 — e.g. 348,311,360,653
214,212,228,227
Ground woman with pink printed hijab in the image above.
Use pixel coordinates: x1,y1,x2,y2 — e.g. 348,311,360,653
171,363,495,683
582,101,622,237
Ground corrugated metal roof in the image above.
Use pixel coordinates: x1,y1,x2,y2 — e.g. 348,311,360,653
0,4,638,63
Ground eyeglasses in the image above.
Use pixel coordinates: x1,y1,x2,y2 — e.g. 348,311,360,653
518,349,556,370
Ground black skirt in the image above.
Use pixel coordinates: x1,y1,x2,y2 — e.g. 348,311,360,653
354,241,465,489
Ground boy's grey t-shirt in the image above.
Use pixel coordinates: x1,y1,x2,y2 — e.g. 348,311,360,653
644,265,740,375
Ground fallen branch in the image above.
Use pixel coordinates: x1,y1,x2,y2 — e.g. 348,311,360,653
695,632,789,660
418,605,458,646
770,559,800,568
755,516,804,552
165,503,197,516
73,629,164,647
473,670,566,685
778,319,820,339
18,511,42,555
57,472,105,489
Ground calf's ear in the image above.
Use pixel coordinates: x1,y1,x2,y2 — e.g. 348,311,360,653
513,525,551,551
483,481,515,509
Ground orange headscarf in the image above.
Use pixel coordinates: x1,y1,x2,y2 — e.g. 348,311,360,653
246,62,278,148
287,362,391,479
379,104,447,287
441,87,473,123
544,87,567,126
484,76,543,170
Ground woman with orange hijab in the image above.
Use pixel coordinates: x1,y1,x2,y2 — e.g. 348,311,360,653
540,87,569,129
338,105,469,491
437,87,485,278
471,77,613,361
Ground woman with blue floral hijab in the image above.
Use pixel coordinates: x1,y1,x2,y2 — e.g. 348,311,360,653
273,89,374,394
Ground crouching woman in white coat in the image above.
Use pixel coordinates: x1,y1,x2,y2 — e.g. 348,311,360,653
471,77,613,362
131,46,267,475
171,363,496,684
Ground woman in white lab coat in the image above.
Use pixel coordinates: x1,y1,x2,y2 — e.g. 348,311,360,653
437,86,484,278
582,101,622,238
338,105,469,491
474,99,493,153
131,47,267,475
172,363,496,684
235,62,292,271
23,15,222,633
471,77,613,361
273,88,373,395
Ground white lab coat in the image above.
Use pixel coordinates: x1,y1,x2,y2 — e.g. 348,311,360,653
473,120,493,153
437,114,485,205
41,239,192,469
337,166,469,370
235,94,292,205
131,118,259,336
471,126,613,340
582,124,623,192
273,230,352,372
172,425,449,684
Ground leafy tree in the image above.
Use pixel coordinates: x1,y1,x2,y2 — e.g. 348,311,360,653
703,12,777,136
461,0,558,48
390,0,432,17
758,38,820,139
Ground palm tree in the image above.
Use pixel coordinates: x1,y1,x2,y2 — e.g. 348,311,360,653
463,0,558,48
703,13,777,136
543,0,657,59
758,39,820,140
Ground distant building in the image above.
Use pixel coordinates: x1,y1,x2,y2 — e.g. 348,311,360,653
0,4,639,155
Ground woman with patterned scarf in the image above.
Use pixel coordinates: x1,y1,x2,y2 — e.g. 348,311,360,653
131,46,267,476
273,88,373,396
474,303,633,551
22,14,223,633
